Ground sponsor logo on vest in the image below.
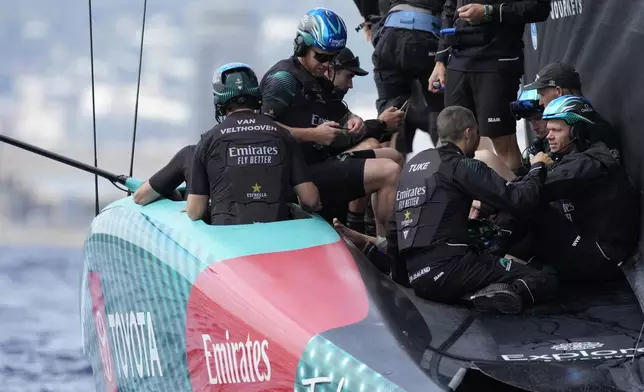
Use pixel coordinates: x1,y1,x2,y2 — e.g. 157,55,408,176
302,376,347,391
311,114,331,126
550,0,583,20
202,330,271,385
409,266,431,283
403,229,409,239
499,258,513,271
408,161,430,172
488,117,501,123
433,271,444,281
107,311,163,379
401,210,413,227
580,104,594,113
396,186,426,209
229,145,279,165
562,201,575,222
501,344,644,362
572,235,581,247
247,183,267,200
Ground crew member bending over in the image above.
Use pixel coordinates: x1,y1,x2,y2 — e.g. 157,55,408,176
260,8,400,236
186,63,320,224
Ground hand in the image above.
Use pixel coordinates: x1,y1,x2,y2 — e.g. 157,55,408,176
529,151,554,167
469,200,481,219
379,106,404,132
346,116,365,135
428,63,446,93
458,3,486,24
314,121,342,145
364,24,372,41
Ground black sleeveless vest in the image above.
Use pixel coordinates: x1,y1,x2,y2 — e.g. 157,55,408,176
263,57,348,164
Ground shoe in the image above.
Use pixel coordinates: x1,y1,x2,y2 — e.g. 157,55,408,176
468,283,524,315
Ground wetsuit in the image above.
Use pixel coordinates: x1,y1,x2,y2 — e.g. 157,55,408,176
387,142,556,306
372,0,446,152
188,111,310,225
437,0,550,139
148,145,196,200
260,56,377,224
511,142,639,283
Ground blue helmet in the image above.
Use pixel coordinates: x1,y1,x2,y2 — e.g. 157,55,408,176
510,88,542,120
212,62,261,119
542,95,596,125
296,8,347,53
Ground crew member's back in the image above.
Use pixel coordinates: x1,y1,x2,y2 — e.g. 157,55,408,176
186,63,320,224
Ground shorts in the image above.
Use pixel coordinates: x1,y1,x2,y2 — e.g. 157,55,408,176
308,150,376,223
372,27,444,151
445,69,521,138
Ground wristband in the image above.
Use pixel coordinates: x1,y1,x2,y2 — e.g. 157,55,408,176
483,4,493,22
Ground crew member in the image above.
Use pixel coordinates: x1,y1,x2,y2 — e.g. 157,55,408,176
260,8,400,237
186,62,320,224
429,0,551,173
518,96,640,282
133,145,196,206
372,0,447,155
523,61,622,162
389,105,555,314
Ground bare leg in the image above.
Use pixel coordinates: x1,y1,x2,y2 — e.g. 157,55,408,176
474,150,517,181
489,134,522,172
363,158,400,237
333,218,376,249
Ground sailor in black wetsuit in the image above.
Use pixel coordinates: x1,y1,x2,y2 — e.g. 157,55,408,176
389,105,556,314
429,0,551,173
512,96,640,283
372,0,447,154
260,8,401,237
186,63,320,224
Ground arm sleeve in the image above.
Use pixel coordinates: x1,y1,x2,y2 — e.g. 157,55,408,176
186,138,210,196
491,0,551,24
454,158,547,216
260,71,298,121
435,0,457,64
282,129,310,186
148,145,194,197
540,156,607,202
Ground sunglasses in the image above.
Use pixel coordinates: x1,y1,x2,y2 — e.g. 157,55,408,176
313,51,337,64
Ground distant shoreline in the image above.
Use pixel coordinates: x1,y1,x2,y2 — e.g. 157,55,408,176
0,225,86,248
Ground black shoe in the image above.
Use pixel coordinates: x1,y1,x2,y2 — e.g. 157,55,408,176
468,283,524,315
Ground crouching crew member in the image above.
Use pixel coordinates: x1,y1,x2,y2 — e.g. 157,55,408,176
389,105,557,314
186,62,321,224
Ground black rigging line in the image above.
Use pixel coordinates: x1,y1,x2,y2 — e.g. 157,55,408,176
127,0,148,195
87,0,99,216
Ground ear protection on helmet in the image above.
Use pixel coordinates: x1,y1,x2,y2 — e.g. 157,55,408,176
293,33,314,57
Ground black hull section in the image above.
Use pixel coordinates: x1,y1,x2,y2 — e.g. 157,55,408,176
324,239,644,391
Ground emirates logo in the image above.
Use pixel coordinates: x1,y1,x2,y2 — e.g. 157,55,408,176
551,342,604,351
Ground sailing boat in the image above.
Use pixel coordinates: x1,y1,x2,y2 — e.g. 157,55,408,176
3,0,644,391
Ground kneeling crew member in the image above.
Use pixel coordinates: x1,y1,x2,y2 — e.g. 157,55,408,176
524,96,640,282
390,105,556,314
186,63,321,224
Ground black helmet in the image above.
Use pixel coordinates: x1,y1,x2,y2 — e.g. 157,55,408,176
212,62,262,120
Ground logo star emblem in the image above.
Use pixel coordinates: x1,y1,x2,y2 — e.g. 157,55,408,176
404,210,411,220
252,183,262,192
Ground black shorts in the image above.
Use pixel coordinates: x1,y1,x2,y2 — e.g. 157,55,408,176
308,150,376,222
372,28,444,149
444,69,521,138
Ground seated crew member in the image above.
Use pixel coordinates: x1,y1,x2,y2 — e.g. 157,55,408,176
186,62,321,224
523,61,622,162
327,47,405,149
327,47,405,235
260,8,400,237
388,105,556,314
513,96,640,282
133,145,196,206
